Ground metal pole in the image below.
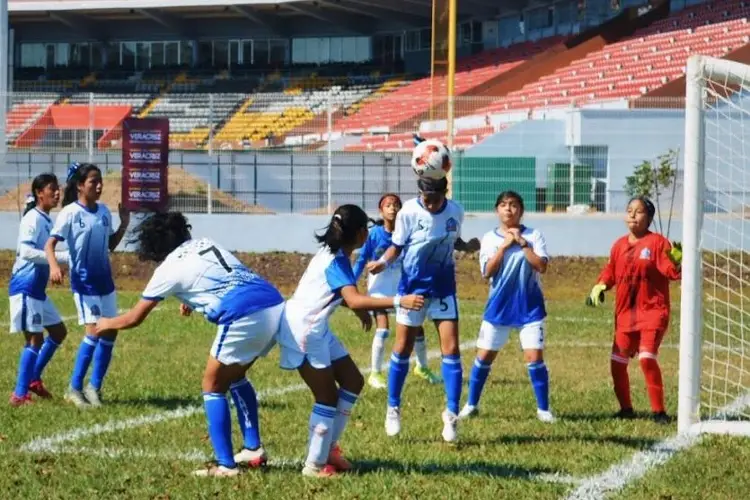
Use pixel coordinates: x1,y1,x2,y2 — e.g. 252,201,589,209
327,90,333,214
445,0,457,198
0,0,7,169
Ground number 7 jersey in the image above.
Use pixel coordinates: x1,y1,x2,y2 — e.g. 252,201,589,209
393,197,464,298
141,238,284,325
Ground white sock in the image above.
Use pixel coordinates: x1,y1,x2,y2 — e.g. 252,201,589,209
331,389,359,445
414,336,428,368
306,403,336,468
371,329,389,373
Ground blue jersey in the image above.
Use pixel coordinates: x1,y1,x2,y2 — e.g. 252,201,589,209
480,226,549,327
141,238,284,325
392,197,464,298
51,202,115,296
9,209,55,300
353,224,402,295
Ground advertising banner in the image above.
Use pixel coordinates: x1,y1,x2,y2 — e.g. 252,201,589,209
121,118,169,212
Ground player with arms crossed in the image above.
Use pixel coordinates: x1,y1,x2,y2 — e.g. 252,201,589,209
368,176,466,442
352,192,441,389
45,162,130,408
459,191,555,423
278,205,424,478
588,196,682,423
95,212,284,477
8,174,69,406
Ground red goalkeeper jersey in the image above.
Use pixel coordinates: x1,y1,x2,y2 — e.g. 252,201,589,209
597,232,681,333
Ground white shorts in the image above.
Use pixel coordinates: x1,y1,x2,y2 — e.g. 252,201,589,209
73,291,118,325
476,320,546,351
278,321,349,370
9,294,63,334
396,295,458,327
210,302,285,366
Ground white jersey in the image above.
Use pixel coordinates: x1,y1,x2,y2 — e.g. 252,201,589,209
51,202,115,296
392,197,464,298
9,208,55,300
480,226,549,327
141,238,284,325
283,247,357,339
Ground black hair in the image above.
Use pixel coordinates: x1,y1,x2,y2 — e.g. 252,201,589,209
628,196,656,223
315,204,371,253
373,193,402,226
417,176,448,194
495,190,525,214
63,162,101,207
24,173,59,216
130,211,192,263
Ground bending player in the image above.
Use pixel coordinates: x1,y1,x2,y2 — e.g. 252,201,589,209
459,191,555,423
368,176,466,442
588,196,682,423
352,192,440,389
9,175,69,405
95,212,284,477
278,205,424,477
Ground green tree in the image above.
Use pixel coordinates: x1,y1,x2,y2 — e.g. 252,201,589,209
624,148,679,236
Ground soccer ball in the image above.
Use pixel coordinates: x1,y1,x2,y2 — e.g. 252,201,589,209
411,139,452,180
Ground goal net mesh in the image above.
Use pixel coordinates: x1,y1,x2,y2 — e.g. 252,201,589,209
699,59,750,423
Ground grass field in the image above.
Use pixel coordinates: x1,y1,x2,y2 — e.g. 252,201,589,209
0,252,748,500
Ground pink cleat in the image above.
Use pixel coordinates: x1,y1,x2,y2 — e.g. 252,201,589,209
327,444,353,472
29,380,53,399
9,393,33,407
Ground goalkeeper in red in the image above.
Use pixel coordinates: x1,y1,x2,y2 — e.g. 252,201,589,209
588,196,682,424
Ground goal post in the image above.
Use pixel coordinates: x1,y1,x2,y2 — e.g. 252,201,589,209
679,55,750,435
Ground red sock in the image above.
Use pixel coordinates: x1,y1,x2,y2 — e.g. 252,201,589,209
639,356,665,413
610,355,632,410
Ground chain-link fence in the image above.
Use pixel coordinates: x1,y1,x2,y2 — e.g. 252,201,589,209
0,92,689,215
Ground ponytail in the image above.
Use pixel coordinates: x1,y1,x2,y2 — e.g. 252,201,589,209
315,204,371,253
22,193,36,216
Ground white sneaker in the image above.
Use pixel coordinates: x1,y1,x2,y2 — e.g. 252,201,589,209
64,386,89,408
83,384,102,407
192,464,241,477
385,406,401,437
458,404,479,419
441,409,459,443
233,446,268,468
537,409,556,423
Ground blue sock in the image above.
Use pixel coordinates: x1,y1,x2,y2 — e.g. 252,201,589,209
441,354,463,414
33,337,60,382
90,338,116,390
527,361,550,411
468,357,493,407
387,351,411,408
70,335,99,391
14,346,40,397
203,392,236,468
230,378,261,450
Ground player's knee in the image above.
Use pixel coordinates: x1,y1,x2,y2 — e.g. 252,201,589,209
48,323,67,343
523,349,544,363
345,370,365,395
27,333,44,349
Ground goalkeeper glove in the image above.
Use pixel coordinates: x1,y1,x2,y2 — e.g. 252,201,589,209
667,241,682,266
586,283,607,307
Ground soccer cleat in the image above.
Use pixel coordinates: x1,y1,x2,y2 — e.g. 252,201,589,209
192,463,242,477
536,409,557,423
83,384,103,407
233,446,268,468
368,372,387,390
64,387,90,408
9,393,33,407
413,365,442,384
458,404,479,419
301,464,338,478
614,408,636,420
327,443,353,472
385,406,402,437
652,411,671,425
29,380,53,399
441,409,459,443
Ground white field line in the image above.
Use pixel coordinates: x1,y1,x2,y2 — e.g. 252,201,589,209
21,341,472,454
563,394,750,500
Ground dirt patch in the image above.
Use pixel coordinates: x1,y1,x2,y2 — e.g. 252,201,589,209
0,169,274,215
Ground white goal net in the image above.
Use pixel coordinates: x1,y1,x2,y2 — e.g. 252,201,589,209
680,55,750,435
